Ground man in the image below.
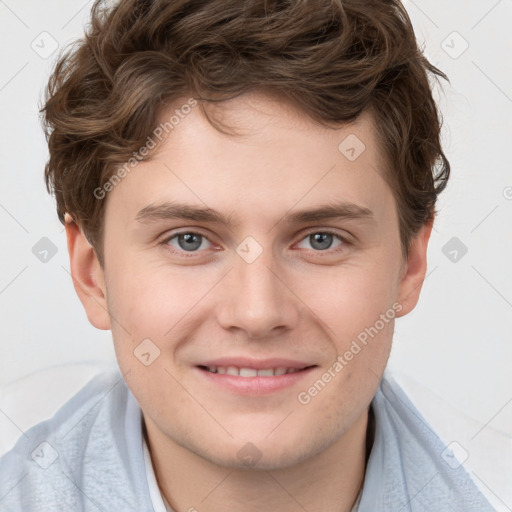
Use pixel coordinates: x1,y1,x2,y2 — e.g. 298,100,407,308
0,0,495,510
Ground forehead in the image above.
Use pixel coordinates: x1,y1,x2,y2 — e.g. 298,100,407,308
104,92,396,229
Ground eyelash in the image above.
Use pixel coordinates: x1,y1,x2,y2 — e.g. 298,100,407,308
161,229,350,258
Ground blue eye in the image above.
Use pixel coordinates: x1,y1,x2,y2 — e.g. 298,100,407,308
167,232,212,252
162,229,346,258
296,231,344,251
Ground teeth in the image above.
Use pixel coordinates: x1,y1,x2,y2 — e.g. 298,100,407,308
204,366,305,377
240,368,258,377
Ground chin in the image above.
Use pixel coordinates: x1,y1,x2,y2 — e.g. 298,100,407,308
194,433,324,472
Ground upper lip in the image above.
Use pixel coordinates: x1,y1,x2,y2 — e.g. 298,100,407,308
197,357,315,370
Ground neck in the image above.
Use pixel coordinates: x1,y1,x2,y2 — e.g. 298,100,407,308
145,408,371,512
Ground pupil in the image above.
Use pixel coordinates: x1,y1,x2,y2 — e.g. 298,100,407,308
311,233,332,250
178,233,202,251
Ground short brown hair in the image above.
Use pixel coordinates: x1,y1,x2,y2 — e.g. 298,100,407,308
42,0,449,263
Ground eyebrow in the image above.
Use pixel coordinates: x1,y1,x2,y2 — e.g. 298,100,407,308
135,200,374,226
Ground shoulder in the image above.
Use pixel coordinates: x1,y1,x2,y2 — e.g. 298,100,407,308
360,371,509,511
0,369,150,511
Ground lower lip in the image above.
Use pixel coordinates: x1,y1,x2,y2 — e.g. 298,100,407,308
195,366,316,395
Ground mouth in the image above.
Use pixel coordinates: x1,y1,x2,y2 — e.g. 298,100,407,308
197,365,315,377
195,360,317,395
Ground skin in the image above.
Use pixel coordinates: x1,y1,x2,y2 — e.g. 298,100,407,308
66,92,432,512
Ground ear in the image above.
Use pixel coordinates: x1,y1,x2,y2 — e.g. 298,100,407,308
65,214,111,330
395,218,433,317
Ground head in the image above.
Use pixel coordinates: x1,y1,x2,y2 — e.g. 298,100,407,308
43,0,449,469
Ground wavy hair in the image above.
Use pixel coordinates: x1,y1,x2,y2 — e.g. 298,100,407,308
42,0,449,263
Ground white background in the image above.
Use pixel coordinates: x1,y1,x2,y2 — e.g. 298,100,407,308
1,0,511,441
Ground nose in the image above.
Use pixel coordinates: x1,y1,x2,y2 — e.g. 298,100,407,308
215,249,301,340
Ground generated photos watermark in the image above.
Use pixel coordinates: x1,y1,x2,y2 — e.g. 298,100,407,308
93,97,198,200
297,302,403,405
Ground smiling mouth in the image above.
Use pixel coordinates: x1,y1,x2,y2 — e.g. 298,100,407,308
197,365,316,377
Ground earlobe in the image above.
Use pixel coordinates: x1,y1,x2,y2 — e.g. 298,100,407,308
65,214,111,330
395,219,433,318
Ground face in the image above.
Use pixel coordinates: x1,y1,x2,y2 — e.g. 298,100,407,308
70,92,430,470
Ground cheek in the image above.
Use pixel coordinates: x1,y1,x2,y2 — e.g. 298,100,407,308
106,256,204,329
293,260,400,337
105,259,225,376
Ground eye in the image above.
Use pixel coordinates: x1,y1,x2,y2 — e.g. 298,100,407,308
296,231,345,251
165,232,213,253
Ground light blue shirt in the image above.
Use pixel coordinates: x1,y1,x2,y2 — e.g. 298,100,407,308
0,370,494,511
